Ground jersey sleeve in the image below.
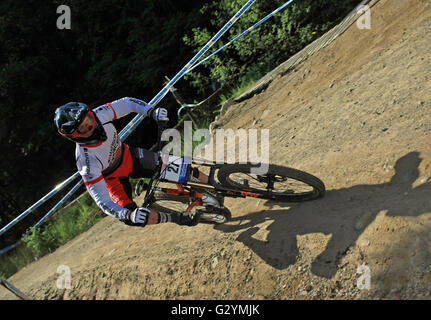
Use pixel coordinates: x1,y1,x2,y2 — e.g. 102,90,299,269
85,178,130,219
76,153,129,219
93,97,153,123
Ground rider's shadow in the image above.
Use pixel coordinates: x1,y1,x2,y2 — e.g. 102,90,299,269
215,152,431,278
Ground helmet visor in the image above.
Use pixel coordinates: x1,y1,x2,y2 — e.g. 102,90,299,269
57,103,89,135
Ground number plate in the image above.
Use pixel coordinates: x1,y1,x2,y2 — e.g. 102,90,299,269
160,154,190,183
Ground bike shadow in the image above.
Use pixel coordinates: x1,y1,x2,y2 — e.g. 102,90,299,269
214,151,431,279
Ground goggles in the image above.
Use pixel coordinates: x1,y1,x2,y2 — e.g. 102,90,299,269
59,109,96,138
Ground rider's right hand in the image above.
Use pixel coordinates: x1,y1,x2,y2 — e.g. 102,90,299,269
120,207,150,225
152,107,169,122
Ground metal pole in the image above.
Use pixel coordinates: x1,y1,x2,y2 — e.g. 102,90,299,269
0,172,80,237
186,0,295,75
0,278,32,300
118,0,258,141
165,77,200,127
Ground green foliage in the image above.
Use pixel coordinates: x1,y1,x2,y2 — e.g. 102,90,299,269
0,244,37,280
0,194,103,278
219,71,262,105
22,195,102,258
183,0,360,94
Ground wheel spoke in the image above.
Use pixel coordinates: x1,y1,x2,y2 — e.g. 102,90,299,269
218,164,325,201
228,172,314,195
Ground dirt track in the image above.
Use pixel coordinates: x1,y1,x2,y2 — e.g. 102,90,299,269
1,0,430,300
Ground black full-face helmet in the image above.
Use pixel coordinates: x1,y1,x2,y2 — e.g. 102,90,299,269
54,102,107,145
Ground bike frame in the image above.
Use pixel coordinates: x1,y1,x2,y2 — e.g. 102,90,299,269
138,122,265,211
140,158,265,210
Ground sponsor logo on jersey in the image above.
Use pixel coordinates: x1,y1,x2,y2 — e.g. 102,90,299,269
83,147,93,180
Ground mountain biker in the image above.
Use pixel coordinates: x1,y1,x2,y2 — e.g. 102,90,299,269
54,97,213,228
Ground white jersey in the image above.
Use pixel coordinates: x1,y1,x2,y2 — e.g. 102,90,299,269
75,97,152,219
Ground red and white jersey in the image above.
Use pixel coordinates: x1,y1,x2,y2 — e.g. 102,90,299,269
75,97,152,219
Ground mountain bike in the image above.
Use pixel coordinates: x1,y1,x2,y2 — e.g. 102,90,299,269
135,121,325,224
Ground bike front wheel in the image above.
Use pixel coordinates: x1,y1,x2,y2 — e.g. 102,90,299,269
151,192,232,224
217,163,325,202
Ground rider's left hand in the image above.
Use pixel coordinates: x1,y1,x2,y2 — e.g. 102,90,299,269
152,108,169,122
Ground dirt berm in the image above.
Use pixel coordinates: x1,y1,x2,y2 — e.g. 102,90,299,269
1,0,430,300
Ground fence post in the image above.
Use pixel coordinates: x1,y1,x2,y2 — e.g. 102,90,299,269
165,80,200,128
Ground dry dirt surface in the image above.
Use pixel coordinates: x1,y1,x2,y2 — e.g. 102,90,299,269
1,0,430,300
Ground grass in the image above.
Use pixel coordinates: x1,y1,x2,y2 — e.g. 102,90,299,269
0,193,103,279
219,72,262,106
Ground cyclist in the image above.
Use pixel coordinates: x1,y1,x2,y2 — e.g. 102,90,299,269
54,97,215,228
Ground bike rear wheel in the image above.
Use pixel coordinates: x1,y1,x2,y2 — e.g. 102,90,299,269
217,163,325,201
151,192,231,224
